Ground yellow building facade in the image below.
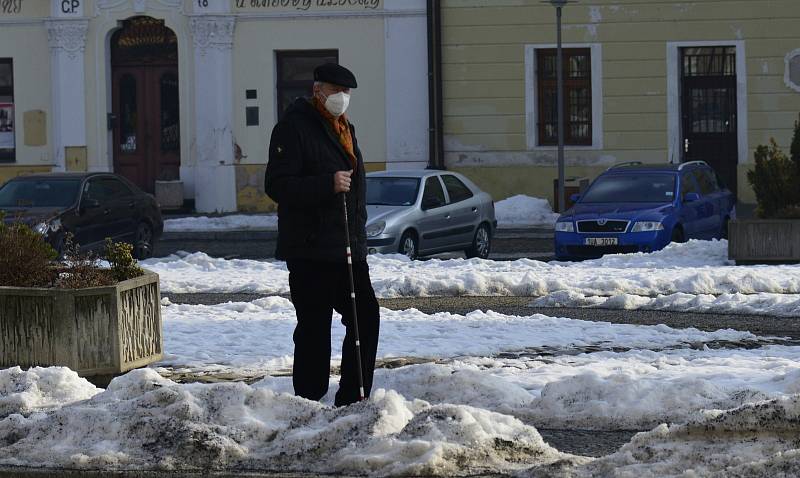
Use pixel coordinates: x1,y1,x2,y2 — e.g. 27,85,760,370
440,0,800,210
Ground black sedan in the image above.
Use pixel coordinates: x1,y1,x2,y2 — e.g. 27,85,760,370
0,172,163,258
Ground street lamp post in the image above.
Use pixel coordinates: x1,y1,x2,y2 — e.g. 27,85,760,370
544,0,575,213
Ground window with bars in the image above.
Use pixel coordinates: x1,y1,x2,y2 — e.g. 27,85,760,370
276,50,338,120
536,48,592,146
0,58,14,162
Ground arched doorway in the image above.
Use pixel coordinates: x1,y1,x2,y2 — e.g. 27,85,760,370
111,16,180,193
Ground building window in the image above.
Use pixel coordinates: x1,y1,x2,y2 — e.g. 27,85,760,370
276,50,338,120
0,58,14,162
536,48,592,146
785,49,800,93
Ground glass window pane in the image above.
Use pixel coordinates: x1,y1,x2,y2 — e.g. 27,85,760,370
276,50,338,120
0,62,12,87
120,74,137,153
790,55,800,87
442,175,473,203
160,72,180,153
422,176,446,209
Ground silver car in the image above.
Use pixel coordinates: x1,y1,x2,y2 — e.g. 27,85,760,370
365,170,497,259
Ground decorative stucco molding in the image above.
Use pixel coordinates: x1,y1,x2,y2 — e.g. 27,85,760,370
190,16,236,55
785,48,800,93
45,20,89,59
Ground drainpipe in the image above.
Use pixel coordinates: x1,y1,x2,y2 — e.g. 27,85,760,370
426,0,444,170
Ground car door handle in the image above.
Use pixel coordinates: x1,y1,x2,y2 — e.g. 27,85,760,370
445,214,451,219
471,207,478,212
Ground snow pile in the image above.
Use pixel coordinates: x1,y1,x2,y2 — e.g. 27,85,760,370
158,297,767,375
557,395,800,478
370,349,800,431
531,291,800,317
0,367,100,419
142,241,800,299
0,369,577,475
495,195,560,228
563,238,732,268
143,252,290,295
163,214,277,232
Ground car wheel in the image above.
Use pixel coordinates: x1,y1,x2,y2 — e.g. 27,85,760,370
466,223,491,259
134,222,154,259
671,227,685,244
399,231,418,260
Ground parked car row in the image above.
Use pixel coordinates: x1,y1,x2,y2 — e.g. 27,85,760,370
0,172,163,259
0,161,733,262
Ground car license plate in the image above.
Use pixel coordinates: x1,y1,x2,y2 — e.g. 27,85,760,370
585,237,618,246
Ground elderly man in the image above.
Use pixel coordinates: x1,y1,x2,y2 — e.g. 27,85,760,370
265,63,380,407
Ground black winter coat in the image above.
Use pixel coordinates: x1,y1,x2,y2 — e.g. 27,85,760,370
265,98,368,262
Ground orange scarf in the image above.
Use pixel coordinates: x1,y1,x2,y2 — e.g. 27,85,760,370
313,96,357,170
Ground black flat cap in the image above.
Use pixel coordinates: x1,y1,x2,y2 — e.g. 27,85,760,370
313,63,358,88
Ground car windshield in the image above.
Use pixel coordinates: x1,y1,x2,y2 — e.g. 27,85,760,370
580,174,676,203
366,177,420,206
0,179,82,208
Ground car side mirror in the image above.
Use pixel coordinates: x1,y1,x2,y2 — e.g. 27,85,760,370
569,193,581,203
684,192,701,203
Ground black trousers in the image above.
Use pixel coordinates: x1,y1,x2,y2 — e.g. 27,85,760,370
286,259,380,406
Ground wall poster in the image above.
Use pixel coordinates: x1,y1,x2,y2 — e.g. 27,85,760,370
0,103,14,149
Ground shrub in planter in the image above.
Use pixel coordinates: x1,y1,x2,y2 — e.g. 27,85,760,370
0,217,145,288
746,138,800,219
0,212,58,287
1,220,160,382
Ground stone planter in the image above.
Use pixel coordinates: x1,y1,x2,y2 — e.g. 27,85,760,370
155,180,184,210
0,272,163,381
728,219,800,264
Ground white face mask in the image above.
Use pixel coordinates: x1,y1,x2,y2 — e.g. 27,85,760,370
321,90,350,116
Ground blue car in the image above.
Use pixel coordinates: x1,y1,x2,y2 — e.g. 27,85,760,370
554,161,736,261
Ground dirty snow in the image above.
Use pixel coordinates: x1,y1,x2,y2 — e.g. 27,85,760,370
155,298,800,431
1,364,799,475
142,241,800,303
546,395,800,478
531,290,800,317
0,369,576,475
157,296,767,376
0,367,100,419
494,195,560,228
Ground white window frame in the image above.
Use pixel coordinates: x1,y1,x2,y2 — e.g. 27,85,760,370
785,48,800,93
666,40,748,165
524,43,603,151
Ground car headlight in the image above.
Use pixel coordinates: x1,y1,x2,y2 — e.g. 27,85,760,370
33,222,49,235
631,221,664,232
366,221,386,237
555,221,574,233
32,219,61,236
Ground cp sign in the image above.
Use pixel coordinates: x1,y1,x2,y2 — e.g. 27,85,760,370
61,0,81,14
